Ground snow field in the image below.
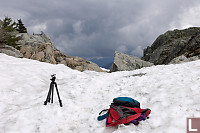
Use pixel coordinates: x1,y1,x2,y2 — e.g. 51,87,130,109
0,53,200,133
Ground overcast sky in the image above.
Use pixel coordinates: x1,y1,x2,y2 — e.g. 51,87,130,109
1,0,200,60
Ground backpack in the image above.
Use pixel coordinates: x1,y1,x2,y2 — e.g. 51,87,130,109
113,97,140,108
97,97,151,127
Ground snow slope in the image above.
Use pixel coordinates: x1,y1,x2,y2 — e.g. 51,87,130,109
0,53,200,133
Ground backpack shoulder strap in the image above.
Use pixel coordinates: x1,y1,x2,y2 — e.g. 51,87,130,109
97,109,109,121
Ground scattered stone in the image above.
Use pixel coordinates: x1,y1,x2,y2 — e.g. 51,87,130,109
124,73,146,78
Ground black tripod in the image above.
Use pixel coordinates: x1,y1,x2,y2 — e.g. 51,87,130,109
44,74,63,107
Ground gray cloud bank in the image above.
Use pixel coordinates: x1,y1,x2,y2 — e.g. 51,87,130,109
1,0,200,59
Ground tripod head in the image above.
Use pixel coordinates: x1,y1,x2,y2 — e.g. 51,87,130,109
50,74,56,82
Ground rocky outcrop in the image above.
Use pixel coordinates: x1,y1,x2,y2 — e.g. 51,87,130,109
142,27,200,65
0,44,23,58
0,33,103,72
110,51,153,72
16,33,57,64
169,55,200,64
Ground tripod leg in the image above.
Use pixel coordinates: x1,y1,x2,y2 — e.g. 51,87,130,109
48,83,54,102
44,83,53,105
55,83,63,107
51,83,54,103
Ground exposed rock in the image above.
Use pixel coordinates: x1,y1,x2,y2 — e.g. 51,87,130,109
0,44,23,58
142,27,200,65
168,55,189,64
110,51,153,72
17,33,57,64
169,55,200,64
1,33,103,72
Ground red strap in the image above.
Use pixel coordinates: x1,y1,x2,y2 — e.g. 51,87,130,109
106,113,142,127
107,111,113,124
146,109,151,117
110,108,120,120
121,106,143,113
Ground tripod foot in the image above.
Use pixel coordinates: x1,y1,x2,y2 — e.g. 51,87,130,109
44,101,47,105
47,98,51,103
59,100,63,107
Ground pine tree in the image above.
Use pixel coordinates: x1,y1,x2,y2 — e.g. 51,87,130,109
1,17,19,46
17,19,27,33
2,16,17,32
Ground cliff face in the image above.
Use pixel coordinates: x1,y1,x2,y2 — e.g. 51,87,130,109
0,32,103,72
142,27,200,65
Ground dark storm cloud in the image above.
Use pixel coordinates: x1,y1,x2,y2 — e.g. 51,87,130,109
1,0,200,58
